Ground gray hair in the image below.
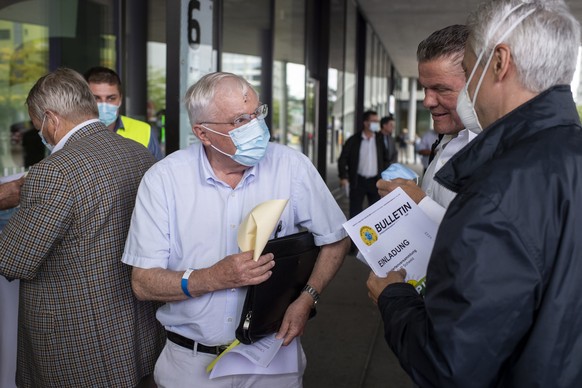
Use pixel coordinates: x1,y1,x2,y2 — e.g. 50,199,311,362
417,24,469,66
184,72,257,125
467,0,581,93
26,67,98,123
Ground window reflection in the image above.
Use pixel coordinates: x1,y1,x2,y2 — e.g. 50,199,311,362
328,0,346,163
342,1,357,140
279,61,305,151
0,0,115,173
273,0,305,153
0,16,48,173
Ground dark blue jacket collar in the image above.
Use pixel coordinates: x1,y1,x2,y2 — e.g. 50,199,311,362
435,85,581,192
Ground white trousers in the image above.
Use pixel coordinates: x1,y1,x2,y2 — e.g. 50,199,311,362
154,339,306,388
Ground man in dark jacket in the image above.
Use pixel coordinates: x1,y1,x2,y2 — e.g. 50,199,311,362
367,1,582,387
380,115,398,167
338,110,390,218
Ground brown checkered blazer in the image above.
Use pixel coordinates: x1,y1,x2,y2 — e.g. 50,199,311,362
0,121,165,387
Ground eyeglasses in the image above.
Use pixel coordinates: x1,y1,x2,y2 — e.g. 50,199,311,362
199,104,268,128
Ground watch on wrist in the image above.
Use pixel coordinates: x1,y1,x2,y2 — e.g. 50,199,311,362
302,284,320,306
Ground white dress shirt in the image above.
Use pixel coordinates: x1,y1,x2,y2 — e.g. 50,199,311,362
357,133,378,178
419,129,477,223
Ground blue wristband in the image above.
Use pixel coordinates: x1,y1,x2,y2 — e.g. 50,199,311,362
181,268,195,298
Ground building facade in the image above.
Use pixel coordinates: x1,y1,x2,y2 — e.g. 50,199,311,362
0,0,408,179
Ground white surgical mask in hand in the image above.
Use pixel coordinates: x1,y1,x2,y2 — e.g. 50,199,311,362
381,163,419,184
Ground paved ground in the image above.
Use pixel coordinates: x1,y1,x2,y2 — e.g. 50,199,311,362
301,161,423,388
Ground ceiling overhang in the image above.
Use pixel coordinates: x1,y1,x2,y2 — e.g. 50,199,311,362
357,0,582,78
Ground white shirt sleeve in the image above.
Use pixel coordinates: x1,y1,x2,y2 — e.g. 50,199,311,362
122,168,171,269
418,195,446,224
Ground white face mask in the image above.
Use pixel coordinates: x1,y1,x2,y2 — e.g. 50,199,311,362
37,114,54,152
456,85,483,135
457,4,536,134
369,122,380,133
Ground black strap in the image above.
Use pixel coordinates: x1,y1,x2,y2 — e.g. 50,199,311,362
166,331,228,354
428,134,444,165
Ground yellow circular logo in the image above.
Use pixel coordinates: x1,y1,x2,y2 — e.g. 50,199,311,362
360,226,378,246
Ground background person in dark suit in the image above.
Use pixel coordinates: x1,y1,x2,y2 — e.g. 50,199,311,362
0,68,164,387
338,110,390,219
380,115,398,167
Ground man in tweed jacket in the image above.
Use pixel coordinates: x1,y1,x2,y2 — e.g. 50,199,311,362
0,68,164,387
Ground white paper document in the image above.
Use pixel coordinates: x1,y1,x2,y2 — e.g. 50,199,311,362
0,172,26,184
238,199,289,261
342,187,439,292
209,335,299,379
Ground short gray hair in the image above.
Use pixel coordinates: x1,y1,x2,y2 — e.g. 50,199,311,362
417,25,469,66
467,0,581,93
184,72,257,125
26,67,98,123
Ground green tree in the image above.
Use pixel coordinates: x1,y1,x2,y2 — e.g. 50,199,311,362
9,39,48,87
147,67,166,113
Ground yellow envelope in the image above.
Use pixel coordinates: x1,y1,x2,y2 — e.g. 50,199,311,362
238,199,289,261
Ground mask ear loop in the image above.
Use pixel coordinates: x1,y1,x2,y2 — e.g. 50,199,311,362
467,1,526,84
199,124,237,158
52,115,60,136
467,3,536,105
200,124,230,138
39,114,47,133
43,111,60,138
473,7,536,104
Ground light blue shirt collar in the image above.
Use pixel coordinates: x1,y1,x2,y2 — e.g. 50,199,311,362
198,144,257,189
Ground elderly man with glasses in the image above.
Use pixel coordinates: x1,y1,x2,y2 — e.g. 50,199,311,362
122,72,350,387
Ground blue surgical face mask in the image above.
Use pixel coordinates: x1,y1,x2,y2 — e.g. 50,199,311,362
381,163,419,184
202,118,271,166
37,114,54,152
97,102,120,126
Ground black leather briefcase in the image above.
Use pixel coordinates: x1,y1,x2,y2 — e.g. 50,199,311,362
235,231,320,344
